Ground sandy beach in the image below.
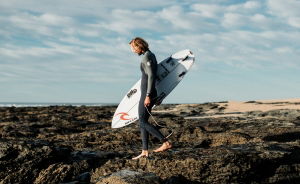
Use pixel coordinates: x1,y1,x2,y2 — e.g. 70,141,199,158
1,98,300,183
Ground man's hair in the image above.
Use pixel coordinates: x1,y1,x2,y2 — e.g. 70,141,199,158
129,37,149,53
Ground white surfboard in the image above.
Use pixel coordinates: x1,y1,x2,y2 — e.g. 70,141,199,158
112,49,195,128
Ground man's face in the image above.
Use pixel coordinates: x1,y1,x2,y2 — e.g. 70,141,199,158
130,43,140,54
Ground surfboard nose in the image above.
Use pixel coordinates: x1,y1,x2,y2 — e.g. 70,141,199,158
111,120,121,128
111,116,119,128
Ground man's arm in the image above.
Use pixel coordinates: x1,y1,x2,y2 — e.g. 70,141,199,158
143,56,156,96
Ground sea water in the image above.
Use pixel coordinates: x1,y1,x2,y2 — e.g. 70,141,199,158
0,102,117,107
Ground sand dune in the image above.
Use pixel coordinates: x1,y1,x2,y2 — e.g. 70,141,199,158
219,98,300,113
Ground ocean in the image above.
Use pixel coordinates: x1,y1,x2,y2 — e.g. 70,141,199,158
0,102,117,107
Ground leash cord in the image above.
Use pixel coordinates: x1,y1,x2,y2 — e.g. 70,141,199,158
145,105,173,139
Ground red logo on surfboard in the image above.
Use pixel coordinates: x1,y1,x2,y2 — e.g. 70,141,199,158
115,112,132,120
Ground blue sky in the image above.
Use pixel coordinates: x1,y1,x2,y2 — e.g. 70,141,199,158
0,0,300,103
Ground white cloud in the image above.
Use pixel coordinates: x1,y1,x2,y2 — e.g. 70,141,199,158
0,12,76,39
160,6,193,29
251,13,267,22
192,1,261,19
288,17,300,28
39,13,73,26
244,1,261,9
191,4,222,18
99,9,159,34
227,1,261,12
267,0,300,28
191,1,271,30
222,12,284,31
0,0,174,17
267,0,300,17
157,30,300,70
222,13,247,28
274,47,294,54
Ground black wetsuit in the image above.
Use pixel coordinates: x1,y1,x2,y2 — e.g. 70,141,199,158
138,50,165,150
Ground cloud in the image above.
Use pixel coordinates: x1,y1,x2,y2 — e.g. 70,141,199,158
192,1,261,18
222,13,247,28
159,30,300,69
267,0,300,17
160,5,195,29
191,4,222,18
267,0,300,28
0,0,174,17
288,17,300,28
96,9,165,35
8,12,74,35
227,1,261,13
1,0,300,85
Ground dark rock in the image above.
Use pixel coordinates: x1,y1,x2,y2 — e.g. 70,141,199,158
263,132,300,142
75,172,91,183
95,169,162,184
0,143,18,160
164,175,199,184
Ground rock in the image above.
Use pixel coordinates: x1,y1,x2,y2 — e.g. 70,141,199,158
34,163,74,184
0,143,17,160
59,182,80,184
95,169,162,184
164,175,196,184
75,172,91,183
1,103,300,183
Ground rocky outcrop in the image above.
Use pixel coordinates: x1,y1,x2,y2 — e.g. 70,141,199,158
1,102,300,183
95,169,161,184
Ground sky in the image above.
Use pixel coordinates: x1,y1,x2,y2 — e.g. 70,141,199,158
0,0,300,104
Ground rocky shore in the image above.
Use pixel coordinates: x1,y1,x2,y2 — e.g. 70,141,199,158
1,99,300,183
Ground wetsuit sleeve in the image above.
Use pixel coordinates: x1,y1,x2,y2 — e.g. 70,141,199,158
143,55,156,96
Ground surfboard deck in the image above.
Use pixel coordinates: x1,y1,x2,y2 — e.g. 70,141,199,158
112,49,195,128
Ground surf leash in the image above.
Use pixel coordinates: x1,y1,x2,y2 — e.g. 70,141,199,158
145,105,174,139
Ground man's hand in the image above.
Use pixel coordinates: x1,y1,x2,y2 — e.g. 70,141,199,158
144,96,151,107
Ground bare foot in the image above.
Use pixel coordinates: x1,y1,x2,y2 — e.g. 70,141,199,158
153,141,172,152
132,150,149,160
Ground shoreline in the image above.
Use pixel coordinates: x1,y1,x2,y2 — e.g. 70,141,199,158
1,97,299,107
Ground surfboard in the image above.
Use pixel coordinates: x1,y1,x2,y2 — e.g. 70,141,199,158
112,49,195,128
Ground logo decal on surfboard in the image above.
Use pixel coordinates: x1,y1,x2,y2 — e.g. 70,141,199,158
125,117,138,125
182,55,189,61
115,112,132,120
179,71,186,77
127,89,137,98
